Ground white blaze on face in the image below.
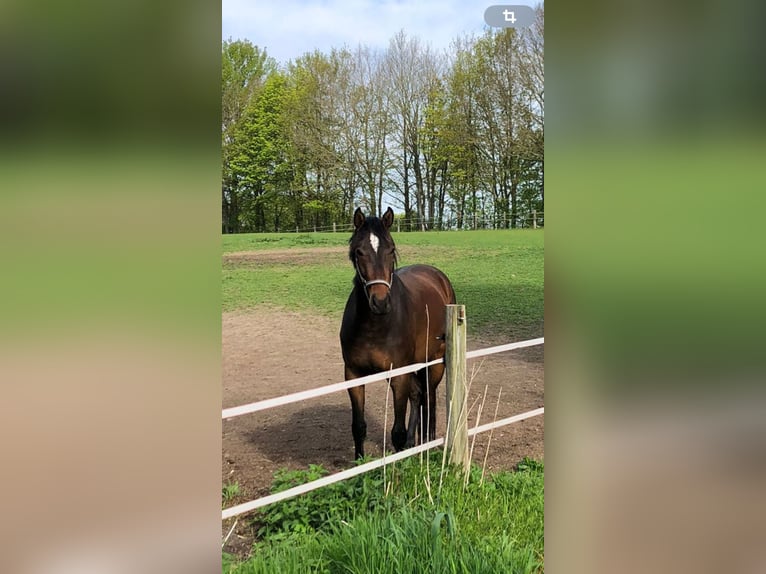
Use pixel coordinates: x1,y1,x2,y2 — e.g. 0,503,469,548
369,232,380,254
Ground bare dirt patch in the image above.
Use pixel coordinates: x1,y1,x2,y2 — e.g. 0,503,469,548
222,306,543,557
223,246,347,266
222,245,459,267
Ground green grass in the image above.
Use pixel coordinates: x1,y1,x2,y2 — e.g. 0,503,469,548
223,481,242,505
222,230,543,340
224,453,544,574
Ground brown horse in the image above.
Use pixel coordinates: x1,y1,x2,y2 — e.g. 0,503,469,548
340,207,456,459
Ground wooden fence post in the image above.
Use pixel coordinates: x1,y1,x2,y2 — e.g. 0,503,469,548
444,304,469,474
532,209,537,229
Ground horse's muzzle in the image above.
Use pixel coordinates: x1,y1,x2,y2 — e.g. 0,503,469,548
369,293,391,314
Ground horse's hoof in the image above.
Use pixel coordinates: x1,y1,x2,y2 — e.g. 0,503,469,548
392,429,407,451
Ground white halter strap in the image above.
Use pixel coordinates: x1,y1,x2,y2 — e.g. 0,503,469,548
355,261,392,291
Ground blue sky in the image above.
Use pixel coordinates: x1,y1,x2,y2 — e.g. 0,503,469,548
222,0,538,64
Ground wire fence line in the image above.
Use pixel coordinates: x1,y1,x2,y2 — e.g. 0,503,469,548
229,213,544,235
222,336,544,521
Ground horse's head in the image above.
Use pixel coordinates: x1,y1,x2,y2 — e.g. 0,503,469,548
349,206,397,315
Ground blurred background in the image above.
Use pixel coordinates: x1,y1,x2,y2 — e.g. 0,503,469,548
0,1,222,573
547,0,766,572
0,0,764,572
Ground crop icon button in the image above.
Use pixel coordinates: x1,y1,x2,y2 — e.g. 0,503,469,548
483,5,535,28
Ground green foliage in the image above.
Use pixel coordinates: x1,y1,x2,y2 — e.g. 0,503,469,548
257,462,386,540
222,39,276,139
222,480,242,504
222,552,238,572
225,453,544,574
516,456,544,472
222,40,281,234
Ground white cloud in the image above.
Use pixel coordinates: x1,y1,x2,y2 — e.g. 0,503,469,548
222,0,538,64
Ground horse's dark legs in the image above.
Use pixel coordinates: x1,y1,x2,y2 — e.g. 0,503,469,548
413,397,431,446
425,364,443,441
410,369,438,445
405,374,425,448
406,396,420,448
346,367,366,459
390,375,410,452
426,387,437,441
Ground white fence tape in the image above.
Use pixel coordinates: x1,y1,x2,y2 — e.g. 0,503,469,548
465,337,544,360
222,406,544,520
468,407,544,436
222,337,543,420
222,437,443,520
222,358,442,420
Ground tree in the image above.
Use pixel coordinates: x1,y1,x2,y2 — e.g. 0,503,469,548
344,45,391,217
222,39,276,232
442,36,483,229
230,72,294,231
420,79,450,229
383,31,440,229
285,50,348,229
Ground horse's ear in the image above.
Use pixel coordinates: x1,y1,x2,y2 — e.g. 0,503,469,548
353,207,365,229
382,207,394,229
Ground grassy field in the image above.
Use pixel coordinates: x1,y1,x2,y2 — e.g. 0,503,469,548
223,454,544,574
222,229,543,340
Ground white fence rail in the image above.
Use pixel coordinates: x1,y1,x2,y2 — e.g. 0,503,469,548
222,337,545,421
222,335,544,520
222,406,543,520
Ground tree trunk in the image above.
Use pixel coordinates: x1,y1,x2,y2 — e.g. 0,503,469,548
403,133,411,230
427,168,436,230
227,186,240,233
256,201,265,232
437,161,448,230
510,179,518,229
413,149,425,230
221,187,230,233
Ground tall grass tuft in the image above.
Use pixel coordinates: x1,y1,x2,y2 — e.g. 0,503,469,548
226,453,544,573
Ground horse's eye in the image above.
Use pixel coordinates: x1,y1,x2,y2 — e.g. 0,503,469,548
355,248,364,257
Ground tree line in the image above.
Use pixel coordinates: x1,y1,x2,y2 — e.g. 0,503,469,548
222,6,543,233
